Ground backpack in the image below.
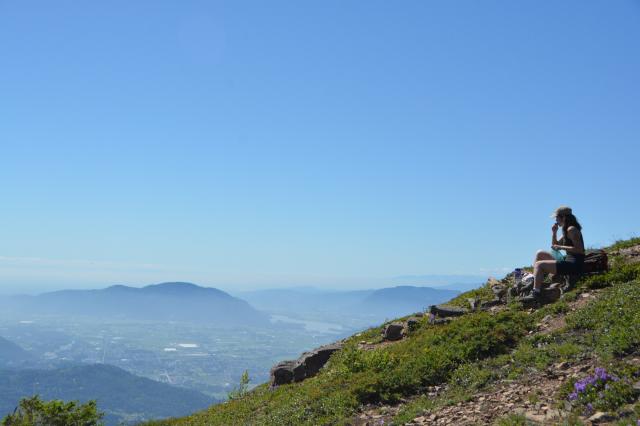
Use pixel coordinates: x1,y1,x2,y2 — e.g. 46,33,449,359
583,250,609,274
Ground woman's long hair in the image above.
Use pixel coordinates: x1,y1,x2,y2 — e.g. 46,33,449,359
562,213,582,234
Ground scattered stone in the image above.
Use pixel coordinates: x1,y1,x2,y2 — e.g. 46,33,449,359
382,322,404,341
429,317,452,325
588,411,617,423
524,411,546,423
480,299,502,309
491,284,507,299
429,304,467,317
405,317,421,332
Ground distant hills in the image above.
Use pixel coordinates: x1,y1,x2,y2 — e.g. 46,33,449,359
0,336,31,367
237,285,460,319
360,286,461,317
2,282,269,326
0,363,214,426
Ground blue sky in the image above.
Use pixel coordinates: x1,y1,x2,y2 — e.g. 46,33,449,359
1,1,638,294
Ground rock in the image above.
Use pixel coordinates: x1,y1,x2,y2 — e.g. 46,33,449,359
429,304,467,318
382,322,404,341
491,285,507,299
269,342,343,387
588,412,617,423
429,317,453,325
406,317,421,332
524,411,546,423
555,361,570,370
633,380,640,392
542,287,561,303
270,360,297,386
480,299,502,309
299,343,343,377
468,298,480,310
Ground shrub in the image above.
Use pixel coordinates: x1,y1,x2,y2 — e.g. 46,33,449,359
581,261,640,289
566,281,640,357
1,395,104,426
227,370,251,401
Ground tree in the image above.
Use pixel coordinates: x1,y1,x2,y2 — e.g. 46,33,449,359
1,395,104,426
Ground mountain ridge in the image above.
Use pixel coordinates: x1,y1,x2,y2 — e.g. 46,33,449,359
1,282,268,326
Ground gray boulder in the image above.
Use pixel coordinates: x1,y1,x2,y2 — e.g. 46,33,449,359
429,304,467,317
270,360,298,386
382,322,404,341
299,343,343,378
269,342,343,387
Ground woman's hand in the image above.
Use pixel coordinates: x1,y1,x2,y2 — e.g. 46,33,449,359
552,244,562,251
552,223,559,233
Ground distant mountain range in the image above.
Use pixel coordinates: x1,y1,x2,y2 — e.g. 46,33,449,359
0,363,214,426
237,285,460,319
1,282,268,326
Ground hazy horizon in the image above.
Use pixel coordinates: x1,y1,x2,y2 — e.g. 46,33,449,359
0,273,489,296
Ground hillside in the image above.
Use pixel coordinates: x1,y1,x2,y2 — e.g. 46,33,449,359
2,282,269,326
0,363,215,426
0,336,31,367
145,237,640,425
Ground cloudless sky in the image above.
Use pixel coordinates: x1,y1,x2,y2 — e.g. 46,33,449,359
1,0,639,294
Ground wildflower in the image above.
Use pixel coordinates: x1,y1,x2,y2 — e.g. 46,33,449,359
584,403,593,415
568,392,577,401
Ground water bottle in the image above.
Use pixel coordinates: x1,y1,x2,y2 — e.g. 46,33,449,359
514,268,523,286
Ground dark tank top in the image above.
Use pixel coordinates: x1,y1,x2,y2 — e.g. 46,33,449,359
561,228,585,264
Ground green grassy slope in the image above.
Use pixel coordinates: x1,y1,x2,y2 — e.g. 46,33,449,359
145,237,640,426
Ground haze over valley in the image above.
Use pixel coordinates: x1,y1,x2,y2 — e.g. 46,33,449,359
0,281,460,424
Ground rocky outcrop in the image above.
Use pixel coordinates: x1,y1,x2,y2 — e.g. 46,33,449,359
429,304,467,318
382,322,404,341
269,342,343,387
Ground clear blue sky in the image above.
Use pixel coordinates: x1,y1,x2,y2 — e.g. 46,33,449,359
1,1,638,294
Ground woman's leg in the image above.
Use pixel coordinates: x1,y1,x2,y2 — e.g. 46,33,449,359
533,260,557,290
534,250,554,263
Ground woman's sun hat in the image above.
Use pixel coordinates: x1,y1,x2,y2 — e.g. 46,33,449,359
551,205,572,217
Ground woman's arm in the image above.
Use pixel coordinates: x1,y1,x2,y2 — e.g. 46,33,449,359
552,223,560,246
552,227,585,254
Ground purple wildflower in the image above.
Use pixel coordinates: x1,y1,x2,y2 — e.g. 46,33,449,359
568,392,577,401
584,403,594,415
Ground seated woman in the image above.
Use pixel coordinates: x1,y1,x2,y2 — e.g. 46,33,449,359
529,206,585,301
